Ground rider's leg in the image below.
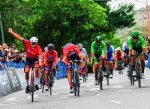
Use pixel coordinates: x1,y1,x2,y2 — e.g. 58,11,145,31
108,61,114,75
67,67,73,90
34,63,40,90
24,65,30,93
45,68,49,90
131,51,136,71
140,55,145,74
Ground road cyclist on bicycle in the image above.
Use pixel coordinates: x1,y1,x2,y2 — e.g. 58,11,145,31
8,28,43,93
43,44,58,91
128,31,146,78
90,35,107,85
62,43,83,93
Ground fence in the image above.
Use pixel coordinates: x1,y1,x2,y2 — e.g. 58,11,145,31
0,61,67,98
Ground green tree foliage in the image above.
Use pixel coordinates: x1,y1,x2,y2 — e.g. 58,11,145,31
109,4,136,30
0,0,136,54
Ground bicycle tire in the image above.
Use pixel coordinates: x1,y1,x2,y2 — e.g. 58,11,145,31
41,74,45,93
133,76,135,85
107,76,109,85
74,86,77,96
49,72,53,95
77,86,80,97
136,62,141,88
137,77,141,88
31,75,34,102
130,76,132,85
99,69,103,90
100,79,103,90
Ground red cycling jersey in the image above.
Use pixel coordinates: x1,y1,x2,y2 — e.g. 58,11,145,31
44,50,58,66
115,50,122,60
23,39,42,58
63,43,82,62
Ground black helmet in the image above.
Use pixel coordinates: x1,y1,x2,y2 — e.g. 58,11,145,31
47,44,55,50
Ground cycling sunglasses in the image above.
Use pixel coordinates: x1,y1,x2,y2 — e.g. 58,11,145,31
31,42,38,45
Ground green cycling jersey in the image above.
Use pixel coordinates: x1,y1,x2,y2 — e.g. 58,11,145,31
91,41,107,58
128,36,145,49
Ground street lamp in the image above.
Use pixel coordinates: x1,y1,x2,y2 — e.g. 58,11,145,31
0,12,4,43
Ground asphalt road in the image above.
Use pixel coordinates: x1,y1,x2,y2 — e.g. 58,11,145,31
0,68,150,109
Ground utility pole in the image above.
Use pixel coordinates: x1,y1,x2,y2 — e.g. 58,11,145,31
0,12,4,43
146,0,150,38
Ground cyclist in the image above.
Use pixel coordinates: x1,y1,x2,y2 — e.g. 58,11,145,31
105,41,114,78
128,31,146,77
77,43,89,79
114,47,123,70
122,41,129,67
62,43,83,93
8,28,42,93
43,44,58,91
90,36,107,85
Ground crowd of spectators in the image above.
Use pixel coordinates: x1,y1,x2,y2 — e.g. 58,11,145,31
0,43,25,63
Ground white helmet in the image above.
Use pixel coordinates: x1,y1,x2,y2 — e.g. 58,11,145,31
117,47,121,51
30,37,38,43
44,47,48,52
77,43,83,49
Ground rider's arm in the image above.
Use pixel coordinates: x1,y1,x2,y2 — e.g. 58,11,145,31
8,28,23,41
140,36,146,54
38,46,43,66
90,42,95,62
102,41,107,59
43,52,47,66
54,51,58,64
128,38,132,56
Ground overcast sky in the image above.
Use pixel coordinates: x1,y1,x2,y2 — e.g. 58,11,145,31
109,0,150,10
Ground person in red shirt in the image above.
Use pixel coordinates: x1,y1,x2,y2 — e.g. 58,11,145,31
44,44,58,91
62,43,83,93
8,28,42,93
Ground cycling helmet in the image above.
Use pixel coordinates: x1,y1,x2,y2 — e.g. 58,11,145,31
117,47,121,51
77,43,83,50
44,47,48,52
47,44,55,50
30,37,38,43
95,36,102,42
105,41,110,45
131,31,139,38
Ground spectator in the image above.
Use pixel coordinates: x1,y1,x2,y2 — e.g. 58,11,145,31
0,45,4,61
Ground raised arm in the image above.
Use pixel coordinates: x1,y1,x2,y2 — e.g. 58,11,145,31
8,28,23,41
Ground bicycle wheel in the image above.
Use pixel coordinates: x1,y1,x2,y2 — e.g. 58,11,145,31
106,76,109,85
77,86,80,97
137,76,141,88
132,76,135,85
41,74,45,93
82,74,86,83
99,70,103,90
49,72,52,95
76,72,80,97
136,63,141,88
30,75,34,102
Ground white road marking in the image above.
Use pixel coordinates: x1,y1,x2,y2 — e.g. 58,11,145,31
89,88,99,91
27,94,38,99
60,96,69,99
96,94,102,96
6,97,17,101
111,100,121,104
111,85,123,88
53,92,59,95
